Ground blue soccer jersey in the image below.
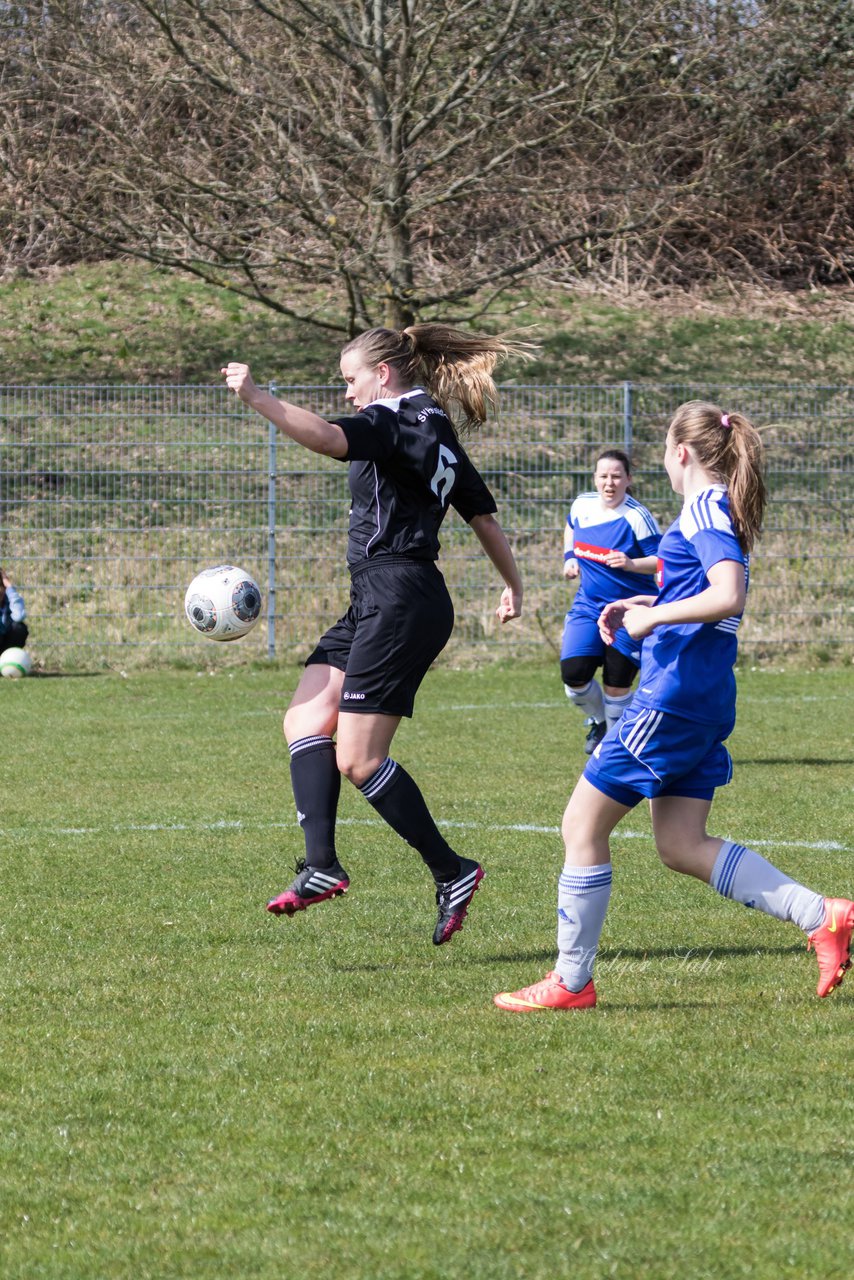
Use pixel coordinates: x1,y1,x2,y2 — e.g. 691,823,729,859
565,492,661,621
632,485,748,724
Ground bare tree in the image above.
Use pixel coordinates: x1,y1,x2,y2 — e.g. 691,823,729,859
2,0,851,323
0,0,699,328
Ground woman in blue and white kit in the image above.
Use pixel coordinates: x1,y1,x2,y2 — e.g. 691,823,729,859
561,449,660,752
496,400,853,1011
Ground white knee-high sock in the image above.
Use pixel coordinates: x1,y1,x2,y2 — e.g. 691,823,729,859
565,679,605,723
555,863,612,991
711,840,824,934
603,690,633,731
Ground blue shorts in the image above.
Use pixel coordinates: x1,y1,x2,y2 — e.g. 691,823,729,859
584,704,735,808
560,612,641,667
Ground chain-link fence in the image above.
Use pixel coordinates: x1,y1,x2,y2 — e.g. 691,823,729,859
1,382,851,670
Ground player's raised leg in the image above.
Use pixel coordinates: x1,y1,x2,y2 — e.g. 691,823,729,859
337,709,483,944
651,796,854,997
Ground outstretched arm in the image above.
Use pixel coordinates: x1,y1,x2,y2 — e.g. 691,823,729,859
470,513,523,622
222,362,349,458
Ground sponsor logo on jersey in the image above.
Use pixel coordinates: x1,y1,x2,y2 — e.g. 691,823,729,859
655,556,664,588
573,540,613,563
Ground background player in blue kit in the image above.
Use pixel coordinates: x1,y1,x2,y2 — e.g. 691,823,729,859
561,449,661,753
223,325,525,946
496,400,853,1011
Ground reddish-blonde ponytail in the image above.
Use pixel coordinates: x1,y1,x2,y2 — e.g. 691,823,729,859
669,400,766,552
341,324,534,433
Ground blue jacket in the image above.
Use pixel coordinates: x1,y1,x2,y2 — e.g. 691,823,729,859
0,586,26,635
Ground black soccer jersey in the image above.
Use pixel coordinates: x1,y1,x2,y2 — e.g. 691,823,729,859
330,390,498,567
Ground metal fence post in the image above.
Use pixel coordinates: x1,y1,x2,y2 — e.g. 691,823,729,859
623,380,633,456
266,382,278,659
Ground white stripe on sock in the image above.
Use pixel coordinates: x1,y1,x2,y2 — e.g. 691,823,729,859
289,734,334,758
359,757,398,800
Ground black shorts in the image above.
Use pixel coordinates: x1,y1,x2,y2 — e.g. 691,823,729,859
306,557,454,717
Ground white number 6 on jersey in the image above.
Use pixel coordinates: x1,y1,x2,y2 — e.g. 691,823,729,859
430,444,458,507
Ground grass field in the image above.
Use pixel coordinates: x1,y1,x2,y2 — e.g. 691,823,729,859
2,662,852,1279
2,260,853,385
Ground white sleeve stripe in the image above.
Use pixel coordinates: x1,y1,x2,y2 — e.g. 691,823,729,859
698,493,714,531
624,496,660,536
680,491,734,539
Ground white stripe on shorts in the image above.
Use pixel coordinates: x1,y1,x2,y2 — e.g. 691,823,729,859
622,708,663,757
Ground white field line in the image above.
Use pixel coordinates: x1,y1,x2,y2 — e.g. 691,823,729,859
1,816,848,853
124,692,854,722
429,696,852,710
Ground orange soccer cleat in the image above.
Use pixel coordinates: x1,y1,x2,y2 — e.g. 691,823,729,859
807,897,854,997
493,971,597,1012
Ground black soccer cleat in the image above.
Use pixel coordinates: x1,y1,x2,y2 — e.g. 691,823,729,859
584,718,607,755
433,857,485,945
266,858,350,916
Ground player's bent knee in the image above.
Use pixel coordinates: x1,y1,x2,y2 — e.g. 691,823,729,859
656,841,682,870
655,839,698,874
284,699,339,743
336,755,359,785
336,751,378,788
561,656,598,686
283,705,308,742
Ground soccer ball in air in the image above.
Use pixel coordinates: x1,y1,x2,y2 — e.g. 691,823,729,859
184,565,262,642
0,647,32,678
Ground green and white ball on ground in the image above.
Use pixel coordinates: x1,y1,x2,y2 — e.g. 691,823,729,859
184,565,262,641
0,647,32,678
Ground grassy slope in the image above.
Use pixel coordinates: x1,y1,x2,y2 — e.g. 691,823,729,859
0,664,852,1280
1,260,852,385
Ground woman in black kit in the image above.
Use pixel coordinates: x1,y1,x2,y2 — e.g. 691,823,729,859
222,324,525,945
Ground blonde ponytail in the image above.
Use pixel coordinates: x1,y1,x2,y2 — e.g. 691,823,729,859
669,401,766,552
341,324,535,433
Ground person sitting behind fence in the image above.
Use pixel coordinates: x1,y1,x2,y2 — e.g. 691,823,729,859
0,568,28,654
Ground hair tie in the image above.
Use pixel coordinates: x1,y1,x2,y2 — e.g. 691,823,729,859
720,413,731,430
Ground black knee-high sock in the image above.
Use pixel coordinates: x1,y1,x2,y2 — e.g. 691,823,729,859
358,758,460,883
288,735,341,869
